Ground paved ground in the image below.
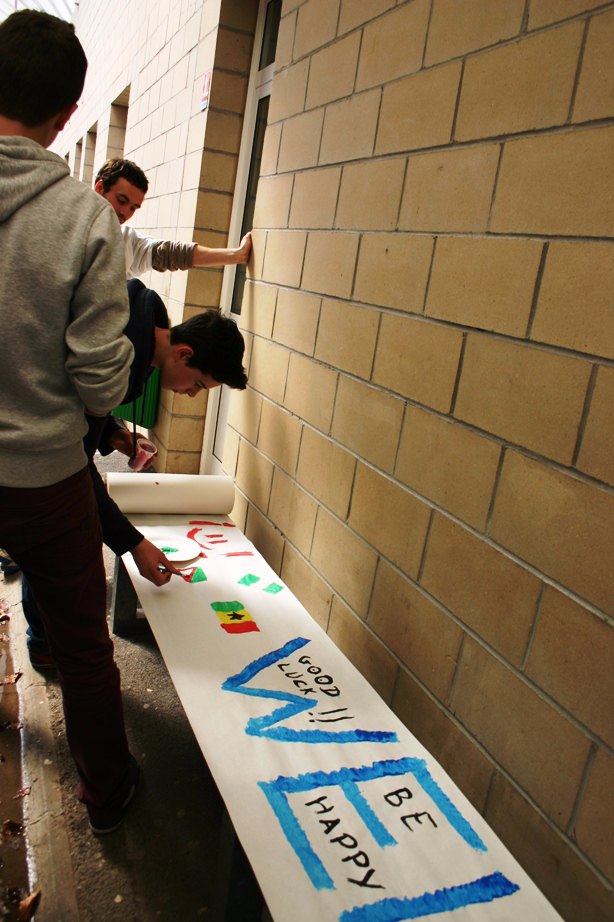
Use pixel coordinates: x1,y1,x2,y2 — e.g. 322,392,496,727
0,453,263,921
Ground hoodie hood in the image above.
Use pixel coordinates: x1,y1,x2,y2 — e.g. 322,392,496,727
0,136,69,222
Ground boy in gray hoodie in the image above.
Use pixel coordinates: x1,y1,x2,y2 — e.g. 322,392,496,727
0,11,138,834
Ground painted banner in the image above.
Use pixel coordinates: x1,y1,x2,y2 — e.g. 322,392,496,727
117,506,562,922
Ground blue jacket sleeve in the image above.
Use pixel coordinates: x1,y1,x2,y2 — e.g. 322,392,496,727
97,415,127,457
84,415,143,556
88,458,143,556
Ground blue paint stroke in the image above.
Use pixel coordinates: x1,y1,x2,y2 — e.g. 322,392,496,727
222,637,397,744
340,781,396,848
265,760,485,851
259,758,487,890
406,759,486,852
262,782,334,890
339,871,520,921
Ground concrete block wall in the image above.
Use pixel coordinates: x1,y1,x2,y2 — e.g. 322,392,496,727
52,0,257,474
153,0,257,474
223,1,614,919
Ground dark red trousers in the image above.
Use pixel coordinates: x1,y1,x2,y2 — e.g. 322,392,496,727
0,466,131,811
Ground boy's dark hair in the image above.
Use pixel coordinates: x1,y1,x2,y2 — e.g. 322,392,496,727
95,158,149,194
171,312,247,390
0,11,87,126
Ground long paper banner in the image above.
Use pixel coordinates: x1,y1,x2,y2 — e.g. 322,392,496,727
107,474,562,922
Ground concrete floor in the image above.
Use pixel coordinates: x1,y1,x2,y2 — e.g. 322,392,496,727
0,453,245,922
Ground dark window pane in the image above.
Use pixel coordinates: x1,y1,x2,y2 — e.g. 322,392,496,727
231,95,270,316
259,0,282,69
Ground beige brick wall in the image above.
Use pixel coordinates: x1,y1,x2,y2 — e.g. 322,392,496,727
227,2,614,919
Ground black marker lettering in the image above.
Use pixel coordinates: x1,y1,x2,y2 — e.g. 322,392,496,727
320,817,341,835
305,795,334,814
401,811,437,832
341,850,370,868
348,868,385,889
331,833,358,850
384,787,413,806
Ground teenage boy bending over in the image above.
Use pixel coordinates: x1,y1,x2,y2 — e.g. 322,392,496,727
24,280,247,669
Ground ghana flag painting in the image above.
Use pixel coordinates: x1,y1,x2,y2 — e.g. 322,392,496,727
211,600,260,634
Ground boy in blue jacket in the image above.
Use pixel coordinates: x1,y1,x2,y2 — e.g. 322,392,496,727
25,279,247,668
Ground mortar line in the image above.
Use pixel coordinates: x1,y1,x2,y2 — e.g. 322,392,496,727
524,241,550,340
567,742,598,836
520,582,546,672
571,363,598,467
448,331,468,416
567,17,591,124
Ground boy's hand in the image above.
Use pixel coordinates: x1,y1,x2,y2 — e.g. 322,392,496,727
131,539,182,586
234,231,252,264
108,427,134,457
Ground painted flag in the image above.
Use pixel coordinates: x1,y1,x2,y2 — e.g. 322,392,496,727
211,600,259,634
179,567,207,584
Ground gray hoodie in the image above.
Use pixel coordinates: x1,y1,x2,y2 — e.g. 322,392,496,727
0,137,134,487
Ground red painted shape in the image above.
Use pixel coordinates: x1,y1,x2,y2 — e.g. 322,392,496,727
186,527,210,550
221,621,259,634
224,551,254,558
188,520,236,528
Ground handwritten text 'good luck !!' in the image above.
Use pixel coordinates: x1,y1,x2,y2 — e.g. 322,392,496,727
222,636,397,744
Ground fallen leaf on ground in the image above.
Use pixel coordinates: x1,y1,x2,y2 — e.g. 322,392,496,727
2,672,22,685
18,888,42,921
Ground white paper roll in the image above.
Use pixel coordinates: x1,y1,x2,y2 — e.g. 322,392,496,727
106,472,235,515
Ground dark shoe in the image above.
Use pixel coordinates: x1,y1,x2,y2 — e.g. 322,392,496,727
88,756,141,835
29,650,56,670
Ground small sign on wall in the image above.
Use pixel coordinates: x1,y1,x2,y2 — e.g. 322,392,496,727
201,70,213,111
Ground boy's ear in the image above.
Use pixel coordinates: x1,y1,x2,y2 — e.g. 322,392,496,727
54,102,78,132
174,344,194,363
